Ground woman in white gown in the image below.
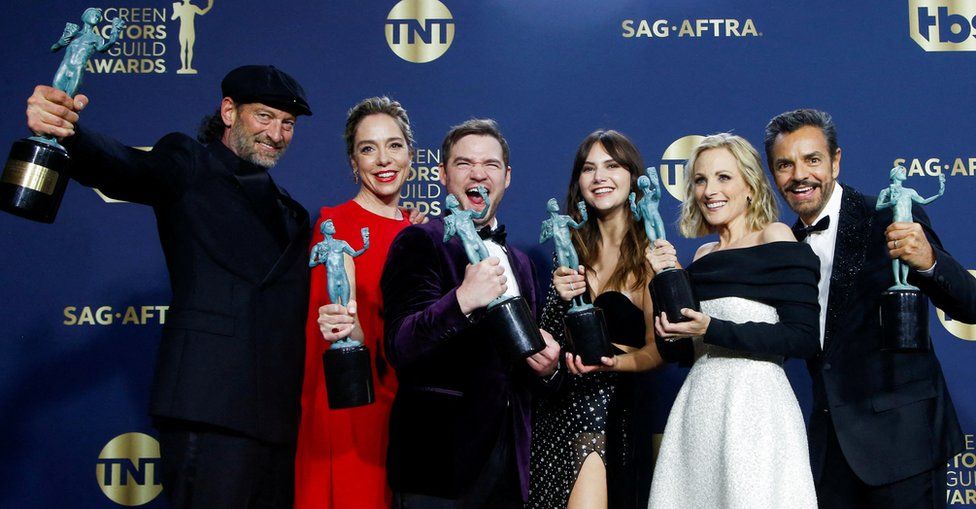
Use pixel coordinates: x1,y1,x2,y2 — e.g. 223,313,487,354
646,133,819,509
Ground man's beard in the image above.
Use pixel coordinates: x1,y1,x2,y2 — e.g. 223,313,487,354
785,178,835,220
228,120,287,169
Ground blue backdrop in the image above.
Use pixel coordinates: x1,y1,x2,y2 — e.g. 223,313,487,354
2,1,975,507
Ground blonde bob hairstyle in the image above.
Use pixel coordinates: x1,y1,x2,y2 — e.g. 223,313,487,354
679,133,778,238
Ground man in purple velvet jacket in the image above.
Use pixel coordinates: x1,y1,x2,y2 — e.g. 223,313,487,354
381,119,561,508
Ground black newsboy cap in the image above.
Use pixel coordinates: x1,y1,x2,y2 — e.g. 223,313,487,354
221,65,312,116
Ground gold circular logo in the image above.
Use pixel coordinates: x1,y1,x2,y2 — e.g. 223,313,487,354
95,432,163,506
937,270,976,341
385,0,455,63
659,135,705,201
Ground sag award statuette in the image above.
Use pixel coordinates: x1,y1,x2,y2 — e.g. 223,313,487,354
0,8,124,223
309,220,374,409
876,165,945,352
540,198,611,365
631,167,699,323
443,189,545,361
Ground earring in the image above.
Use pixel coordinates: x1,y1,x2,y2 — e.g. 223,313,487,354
747,196,753,204
352,170,360,184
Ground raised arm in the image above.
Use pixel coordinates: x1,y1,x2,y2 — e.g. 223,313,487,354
59,126,191,205
200,0,215,15
51,23,78,52
568,201,588,229
344,228,370,258
96,18,125,52
915,174,945,205
648,167,662,201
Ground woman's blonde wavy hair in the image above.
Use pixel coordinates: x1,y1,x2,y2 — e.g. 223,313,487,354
679,133,778,238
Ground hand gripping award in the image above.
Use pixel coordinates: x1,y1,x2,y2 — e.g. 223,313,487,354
631,167,699,323
540,198,612,365
443,188,545,360
309,220,375,408
875,165,945,351
0,8,124,223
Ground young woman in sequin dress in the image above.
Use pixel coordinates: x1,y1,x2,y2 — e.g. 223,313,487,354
528,130,664,509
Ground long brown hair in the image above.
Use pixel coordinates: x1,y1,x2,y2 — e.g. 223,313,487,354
565,130,650,292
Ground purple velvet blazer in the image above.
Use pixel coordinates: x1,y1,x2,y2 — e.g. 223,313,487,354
381,218,543,501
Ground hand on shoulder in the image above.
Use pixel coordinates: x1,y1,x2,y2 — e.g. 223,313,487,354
759,222,796,244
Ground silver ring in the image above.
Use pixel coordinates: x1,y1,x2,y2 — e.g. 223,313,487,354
894,240,899,249
569,282,575,291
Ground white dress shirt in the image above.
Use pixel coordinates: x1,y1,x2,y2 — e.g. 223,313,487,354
802,185,843,348
484,217,520,299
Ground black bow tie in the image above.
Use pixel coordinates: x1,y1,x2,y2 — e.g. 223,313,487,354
793,216,830,241
478,224,507,246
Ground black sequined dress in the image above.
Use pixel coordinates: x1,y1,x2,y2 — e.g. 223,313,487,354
527,285,646,509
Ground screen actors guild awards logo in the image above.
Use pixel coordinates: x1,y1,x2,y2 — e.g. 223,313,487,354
385,0,455,63
95,432,163,506
659,135,705,201
172,0,214,74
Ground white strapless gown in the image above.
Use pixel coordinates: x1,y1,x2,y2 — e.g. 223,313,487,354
647,297,817,509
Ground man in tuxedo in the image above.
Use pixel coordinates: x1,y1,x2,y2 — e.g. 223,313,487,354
26,65,313,508
381,119,561,508
764,108,976,508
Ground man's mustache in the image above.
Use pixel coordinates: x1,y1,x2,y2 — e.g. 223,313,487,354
786,179,821,193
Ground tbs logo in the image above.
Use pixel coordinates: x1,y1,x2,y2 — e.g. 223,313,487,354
910,1,976,51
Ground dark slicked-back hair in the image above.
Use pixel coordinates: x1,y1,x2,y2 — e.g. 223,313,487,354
763,108,838,168
441,118,510,167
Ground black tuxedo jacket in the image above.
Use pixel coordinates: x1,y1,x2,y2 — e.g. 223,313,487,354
64,127,310,444
381,219,556,501
807,184,976,485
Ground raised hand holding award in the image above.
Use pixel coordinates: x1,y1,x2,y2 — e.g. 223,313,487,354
0,8,124,223
540,198,612,365
444,189,545,361
876,165,945,352
309,220,374,409
632,167,700,323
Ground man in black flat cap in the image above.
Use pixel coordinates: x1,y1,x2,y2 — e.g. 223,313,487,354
25,65,313,508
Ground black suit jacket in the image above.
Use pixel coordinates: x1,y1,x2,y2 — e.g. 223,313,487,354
808,184,976,486
64,126,310,444
381,219,556,500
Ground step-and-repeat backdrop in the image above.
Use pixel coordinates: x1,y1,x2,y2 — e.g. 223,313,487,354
1,1,975,507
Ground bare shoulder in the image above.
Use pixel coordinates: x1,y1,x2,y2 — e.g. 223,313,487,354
760,222,796,244
693,241,719,261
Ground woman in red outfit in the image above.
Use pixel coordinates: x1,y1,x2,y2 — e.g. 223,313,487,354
294,97,421,509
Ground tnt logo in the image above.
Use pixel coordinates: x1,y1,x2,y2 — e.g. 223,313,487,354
385,0,455,63
659,135,705,201
95,432,163,506
910,0,976,51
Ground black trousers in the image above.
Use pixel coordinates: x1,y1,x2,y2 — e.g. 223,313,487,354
156,419,295,509
393,413,521,509
818,417,946,509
